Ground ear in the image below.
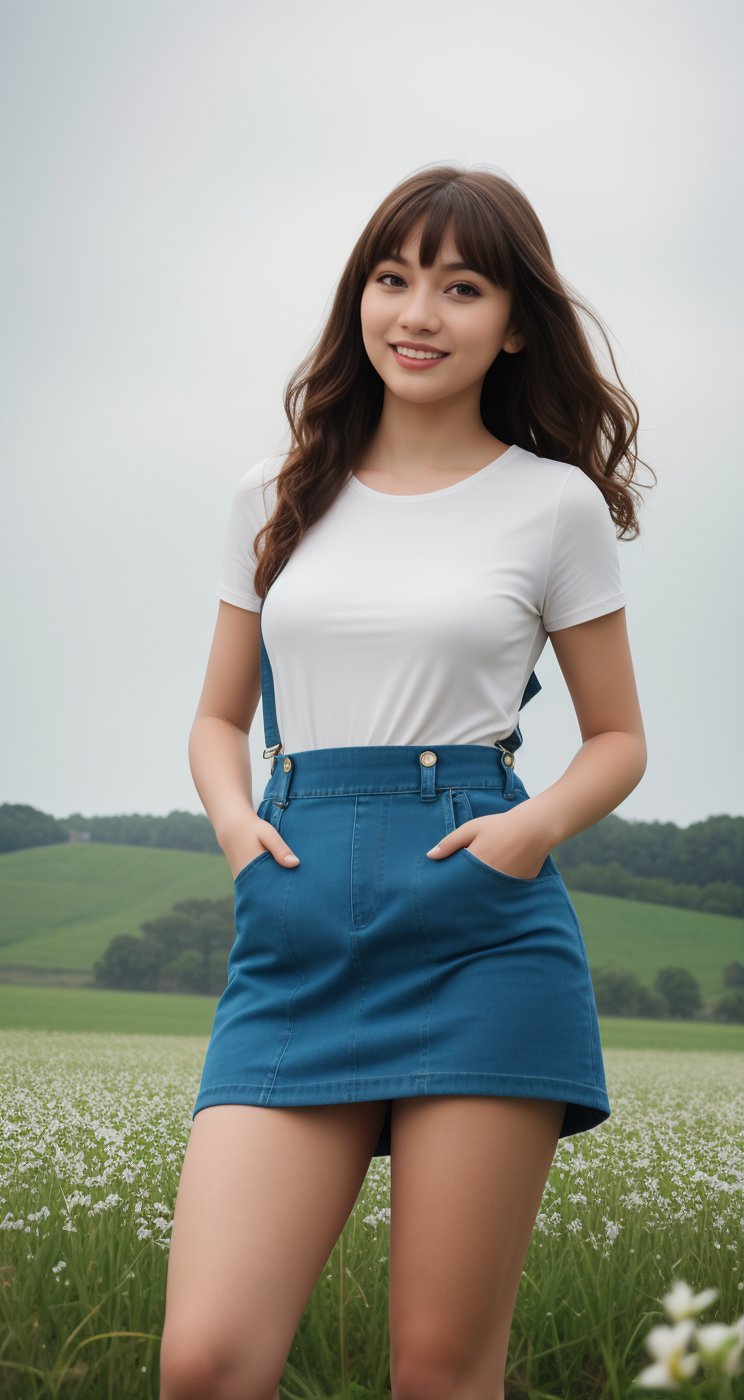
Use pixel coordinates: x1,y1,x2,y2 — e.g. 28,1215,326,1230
502,327,526,354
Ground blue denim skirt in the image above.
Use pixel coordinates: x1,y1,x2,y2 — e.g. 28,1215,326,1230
192,741,611,1158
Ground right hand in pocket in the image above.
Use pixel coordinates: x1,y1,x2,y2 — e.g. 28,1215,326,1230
222,814,300,879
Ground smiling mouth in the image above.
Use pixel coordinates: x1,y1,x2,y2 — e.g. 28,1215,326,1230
390,344,450,362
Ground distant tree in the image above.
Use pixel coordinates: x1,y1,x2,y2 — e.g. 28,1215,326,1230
0,803,68,854
161,949,204,994
89,896,234,994
592,968,644,1016
140,903,232,975
64,808,221,853
207,947,230,995
93,934,163,991
654,967,703,1019
711,988,744,1024
636,984,669,1018
723,960,744,989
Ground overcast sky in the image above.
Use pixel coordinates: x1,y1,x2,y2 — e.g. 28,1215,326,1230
2,0,741,831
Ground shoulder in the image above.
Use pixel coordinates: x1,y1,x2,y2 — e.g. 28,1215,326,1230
501,445,569,501
552,465,616,539
514,450,614,529
232,453,286,496
227,453,287,519
512,447,601,499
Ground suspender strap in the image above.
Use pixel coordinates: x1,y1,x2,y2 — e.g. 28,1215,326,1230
258,599,540,762
259,600,283,759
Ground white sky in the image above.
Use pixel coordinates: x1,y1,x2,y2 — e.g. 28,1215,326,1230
2,0,742,829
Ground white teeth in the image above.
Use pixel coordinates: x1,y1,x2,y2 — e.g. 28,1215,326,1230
393,345,445,360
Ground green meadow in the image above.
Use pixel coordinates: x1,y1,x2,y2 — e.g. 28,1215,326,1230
1,1030,742,1399
1,983,744,1052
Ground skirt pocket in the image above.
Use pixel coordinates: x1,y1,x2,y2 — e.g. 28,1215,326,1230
458,844,553,887
233,849,273,887
454,783,554,887
233,795,286,887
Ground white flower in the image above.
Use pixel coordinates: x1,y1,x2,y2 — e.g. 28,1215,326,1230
696,1315,744,1378
635,1320,699,1389
661,1278,719,1322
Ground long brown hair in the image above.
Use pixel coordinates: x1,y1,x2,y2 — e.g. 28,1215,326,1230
253,163,654,601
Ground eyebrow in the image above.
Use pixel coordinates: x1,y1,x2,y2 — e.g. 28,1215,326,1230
377,252,483,275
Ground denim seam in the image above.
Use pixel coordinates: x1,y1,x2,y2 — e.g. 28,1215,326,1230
263,783,510,800
460,847,553,888
411,850,434,1087
261,864,302,1103
548,869,600,1091
196,1071,609,1100
347,795,363,1087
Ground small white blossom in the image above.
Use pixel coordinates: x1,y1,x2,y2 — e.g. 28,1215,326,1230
661,1278,718,1322
635,1319,699,1389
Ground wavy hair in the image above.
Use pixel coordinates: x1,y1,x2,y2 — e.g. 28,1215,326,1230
253,163,654,601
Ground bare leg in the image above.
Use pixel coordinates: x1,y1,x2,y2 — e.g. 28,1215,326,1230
159,1099,388,1400
387,1095,566,1400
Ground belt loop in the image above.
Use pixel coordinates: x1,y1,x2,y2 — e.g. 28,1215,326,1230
271,752,296,809
496,744,517,800
440,788,456,834
418,749,438,800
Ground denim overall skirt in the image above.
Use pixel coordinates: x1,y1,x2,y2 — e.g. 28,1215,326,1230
192,608,611,1158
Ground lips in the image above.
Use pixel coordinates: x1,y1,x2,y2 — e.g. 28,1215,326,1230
390,345,449,370
390,341,449,354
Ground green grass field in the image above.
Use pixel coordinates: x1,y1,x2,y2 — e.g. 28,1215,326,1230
0,982,743,1053
1,1030,742,1399
1,843,743,1004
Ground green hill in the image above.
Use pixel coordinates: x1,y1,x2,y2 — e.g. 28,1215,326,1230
1,842,742,1003
0,841,232,974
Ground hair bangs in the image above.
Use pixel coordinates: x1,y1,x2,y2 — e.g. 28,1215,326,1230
365,185,512,290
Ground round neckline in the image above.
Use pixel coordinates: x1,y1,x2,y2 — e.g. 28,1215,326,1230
347,443,521,501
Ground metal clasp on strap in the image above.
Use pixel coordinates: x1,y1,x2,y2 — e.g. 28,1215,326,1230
262,743,282,760
495,741,517,800
495,741,515,769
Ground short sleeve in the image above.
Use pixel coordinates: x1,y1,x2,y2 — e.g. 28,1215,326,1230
541,467,626,632
215,457,272,611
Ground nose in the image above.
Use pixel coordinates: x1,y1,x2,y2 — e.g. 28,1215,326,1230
397,286,442,333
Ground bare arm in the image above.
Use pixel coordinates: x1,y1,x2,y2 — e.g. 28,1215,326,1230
188,601,300,873
524,605,647,847
427,606,647,876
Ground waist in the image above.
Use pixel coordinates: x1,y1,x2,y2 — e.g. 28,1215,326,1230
262,743,519,800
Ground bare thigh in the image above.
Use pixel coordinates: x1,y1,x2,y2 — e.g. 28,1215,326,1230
387,1095,565,1399
159,1099,388,1399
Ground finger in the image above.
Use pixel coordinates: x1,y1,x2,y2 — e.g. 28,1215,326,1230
267,836,300,867
426,826,472,859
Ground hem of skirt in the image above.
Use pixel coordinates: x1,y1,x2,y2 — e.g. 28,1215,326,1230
192,1070,610,1137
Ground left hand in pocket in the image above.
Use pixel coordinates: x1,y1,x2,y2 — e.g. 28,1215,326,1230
425,810,550,881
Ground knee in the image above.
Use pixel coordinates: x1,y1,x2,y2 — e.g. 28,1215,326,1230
391,1346,465,1400
158,1330,281,1400
391,1342,504,1400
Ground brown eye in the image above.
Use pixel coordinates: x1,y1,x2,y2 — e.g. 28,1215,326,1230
376,274,480,298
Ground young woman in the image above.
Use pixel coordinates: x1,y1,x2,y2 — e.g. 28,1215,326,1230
160,164,650,1400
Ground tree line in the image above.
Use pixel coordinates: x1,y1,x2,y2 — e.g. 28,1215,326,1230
89,891,744,1022
1,802,743,917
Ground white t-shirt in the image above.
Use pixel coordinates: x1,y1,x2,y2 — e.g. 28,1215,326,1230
215,444,626,751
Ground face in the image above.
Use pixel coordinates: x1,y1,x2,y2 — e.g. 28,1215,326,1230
360,218,524,400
